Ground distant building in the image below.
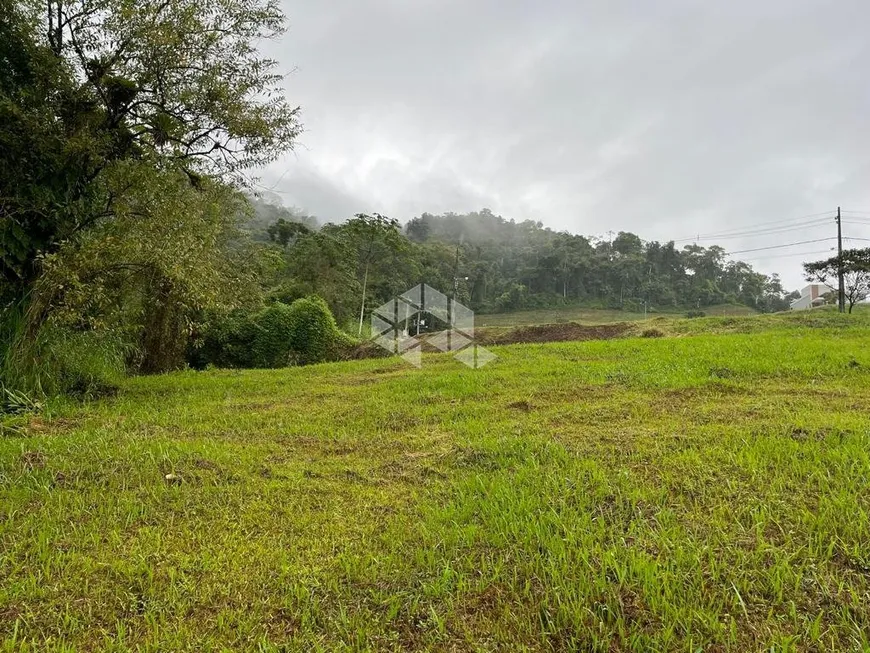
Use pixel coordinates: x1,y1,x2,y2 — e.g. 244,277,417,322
790,284,835,311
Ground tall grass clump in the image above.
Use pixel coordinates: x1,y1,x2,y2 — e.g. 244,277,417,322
1,301,128,402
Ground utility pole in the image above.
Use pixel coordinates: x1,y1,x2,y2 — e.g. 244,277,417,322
836,207,845,313
448,241,462,352
416,282,425,336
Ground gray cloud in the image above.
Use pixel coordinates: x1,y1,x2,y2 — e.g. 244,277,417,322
261,0,870,288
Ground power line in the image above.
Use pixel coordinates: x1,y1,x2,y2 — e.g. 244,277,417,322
672,211,835,243
673,219,831,244
725,237,837,256
678,218,832,242
737,248,835,262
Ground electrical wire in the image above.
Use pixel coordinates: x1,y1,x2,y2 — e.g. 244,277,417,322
678,218,833,242
672,212,835,243
725,238,837,255
737,248,835,262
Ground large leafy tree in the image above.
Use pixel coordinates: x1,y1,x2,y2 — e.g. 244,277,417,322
1,0,300,297
1,0,300,379
272,230,360,325
804,248,870,313
43,0,299,177
335,214,407,335
32,162,259,372
0,0,104,294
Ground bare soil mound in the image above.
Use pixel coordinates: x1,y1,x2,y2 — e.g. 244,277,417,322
476,321,632,345
347,321,634,360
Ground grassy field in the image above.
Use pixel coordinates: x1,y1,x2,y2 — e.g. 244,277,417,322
2,311,870,651
474,303,755,327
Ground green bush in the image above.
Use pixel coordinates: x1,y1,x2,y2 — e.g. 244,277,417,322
686,310,706,319
251,303,296,368
46,329,128,396
189,296,356,369
285,296,354,365
188,309,259,369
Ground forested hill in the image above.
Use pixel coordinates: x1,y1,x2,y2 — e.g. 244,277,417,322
255,204,798,322
406,209,797,312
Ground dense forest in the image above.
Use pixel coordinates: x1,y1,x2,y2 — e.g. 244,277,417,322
0,0,797,405
248,200,798,325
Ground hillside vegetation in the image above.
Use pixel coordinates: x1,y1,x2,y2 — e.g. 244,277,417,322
2,310,869,651
474,303,756,328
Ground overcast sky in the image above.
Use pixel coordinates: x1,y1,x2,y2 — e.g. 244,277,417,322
259,0,870,289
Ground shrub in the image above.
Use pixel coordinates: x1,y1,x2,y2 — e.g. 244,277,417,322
285,296,353,365
188,296,356,369
48,329,128,396
251,303,296,368
686,310,706,319
641,328,664,338
188,309,259,369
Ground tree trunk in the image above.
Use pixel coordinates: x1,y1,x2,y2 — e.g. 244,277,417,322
357,262,369,336
139,276,187,374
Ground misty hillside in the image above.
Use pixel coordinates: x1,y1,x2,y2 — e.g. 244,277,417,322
249,199,798,320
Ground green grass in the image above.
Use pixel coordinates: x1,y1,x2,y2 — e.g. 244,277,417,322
475,303,755,327
2,311,870,651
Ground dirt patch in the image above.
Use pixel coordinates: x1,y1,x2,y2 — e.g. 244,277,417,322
344,320,633,362
477,321,632,346
192,457,221,471
343,340,393,360
788,426,850,442
507,400,534,413
20,450,47,470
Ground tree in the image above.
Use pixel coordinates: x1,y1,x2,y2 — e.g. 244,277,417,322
2,0,301,382
405,216,431,242
31,163,259,373
336,214,406,335
2,0,300,297
246,194,317,241
43,0,299,178
1,0,105,294
804,248,870,313
267,218,310,248
272,230,360,324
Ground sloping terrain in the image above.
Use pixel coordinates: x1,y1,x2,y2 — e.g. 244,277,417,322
474,321,632,345
356,308,858,360
2,311,870,651
474,303,757,328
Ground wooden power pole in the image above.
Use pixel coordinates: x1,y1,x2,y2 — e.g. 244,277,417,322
836,207,845,313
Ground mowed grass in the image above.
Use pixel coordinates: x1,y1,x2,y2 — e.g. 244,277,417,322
2,312,870,651
474,303,755,327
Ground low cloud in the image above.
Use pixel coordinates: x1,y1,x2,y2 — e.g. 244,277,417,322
262,0,870,287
